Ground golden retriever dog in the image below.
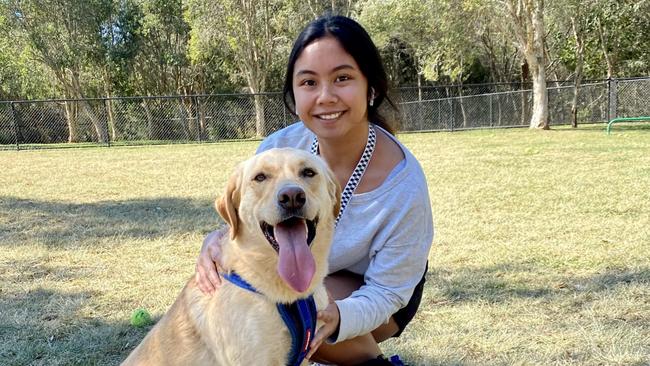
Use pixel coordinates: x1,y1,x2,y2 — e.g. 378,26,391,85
122,148,340,366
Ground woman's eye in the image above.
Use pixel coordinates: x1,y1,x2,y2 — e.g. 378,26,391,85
254,173,267,182
300,79,316,87
301,168,317,178
336,75,351,82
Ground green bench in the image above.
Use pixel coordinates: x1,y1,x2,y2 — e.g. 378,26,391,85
607,117,650,135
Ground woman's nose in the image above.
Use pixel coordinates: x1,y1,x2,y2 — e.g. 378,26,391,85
317,84,337,104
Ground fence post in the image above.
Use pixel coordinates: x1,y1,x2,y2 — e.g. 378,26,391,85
608,78,618,121
10,102,21,151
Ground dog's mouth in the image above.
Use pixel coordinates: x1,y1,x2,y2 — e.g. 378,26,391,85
260,216,318,252
260,216,318,293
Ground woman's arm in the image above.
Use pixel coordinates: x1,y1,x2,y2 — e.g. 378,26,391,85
195,227,228,294
333,188,434,342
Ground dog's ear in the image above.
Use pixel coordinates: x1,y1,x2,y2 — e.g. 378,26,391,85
216,165,242,240
324,167,342,220
332,180,341,220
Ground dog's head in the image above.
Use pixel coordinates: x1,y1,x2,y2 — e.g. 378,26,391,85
217,148,340,294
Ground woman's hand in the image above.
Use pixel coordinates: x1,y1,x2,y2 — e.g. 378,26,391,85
307,294,340,360
195,228,228,295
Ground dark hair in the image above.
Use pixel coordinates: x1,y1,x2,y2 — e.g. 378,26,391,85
282,15,398,135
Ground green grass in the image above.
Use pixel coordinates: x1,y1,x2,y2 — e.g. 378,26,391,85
1,125,649,365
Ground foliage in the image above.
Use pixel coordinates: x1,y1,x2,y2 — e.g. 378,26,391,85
1,0,648,102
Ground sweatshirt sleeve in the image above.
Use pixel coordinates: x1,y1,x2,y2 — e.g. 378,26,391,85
331,189,434,342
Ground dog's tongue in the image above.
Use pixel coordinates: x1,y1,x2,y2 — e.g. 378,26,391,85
275,219,315,293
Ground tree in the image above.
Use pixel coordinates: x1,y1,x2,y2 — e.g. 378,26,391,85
9,0,113,142
0,9,55,100
503,0,549,129
134,0,194,96
187,0,310,137
360,0,433,88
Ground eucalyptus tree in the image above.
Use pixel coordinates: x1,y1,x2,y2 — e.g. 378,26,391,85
359,0,432,88
0,9,55,100
9,0,113,142
502,0,549,129
187,0,310,137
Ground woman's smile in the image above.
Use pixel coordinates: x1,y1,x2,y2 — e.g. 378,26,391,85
314,111,345,121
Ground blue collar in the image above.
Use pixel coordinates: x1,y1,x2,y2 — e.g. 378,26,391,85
222,272,317,366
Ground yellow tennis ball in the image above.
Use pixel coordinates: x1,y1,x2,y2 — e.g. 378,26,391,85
130,308,152,327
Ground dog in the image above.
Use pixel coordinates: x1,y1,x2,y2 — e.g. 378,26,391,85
122,147,340,366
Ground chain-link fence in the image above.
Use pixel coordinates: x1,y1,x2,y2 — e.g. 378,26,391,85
1,77,648,150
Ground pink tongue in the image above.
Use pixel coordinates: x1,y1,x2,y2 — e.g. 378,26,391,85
275,219,315,293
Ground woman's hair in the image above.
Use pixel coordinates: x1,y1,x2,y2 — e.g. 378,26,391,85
282,15,398,135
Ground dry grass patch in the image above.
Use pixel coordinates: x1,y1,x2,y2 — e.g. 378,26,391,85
1,127,649,365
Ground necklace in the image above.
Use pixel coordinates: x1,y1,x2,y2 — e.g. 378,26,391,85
310,124,376,226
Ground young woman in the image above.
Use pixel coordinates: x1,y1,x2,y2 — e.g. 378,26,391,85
195,15,434,366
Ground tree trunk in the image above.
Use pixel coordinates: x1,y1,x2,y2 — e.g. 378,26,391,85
253,93,266,138
197,97,207,140
103,73,118,141
182,96,198,141
59,78,80,143
80,100,109,143
69,70,108,143
142,98,154,140
596,18,614,79
570,16,585,128
520,61,529,126
505,0,548,129
529,62,549,129
458,84,468,128
528,0,548,129
64,100,80,143
445,87,455,130
105,98,117,140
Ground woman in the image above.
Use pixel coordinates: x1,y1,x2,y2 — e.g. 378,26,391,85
195,15,434,366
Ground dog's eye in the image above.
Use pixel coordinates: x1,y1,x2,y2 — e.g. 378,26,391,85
301,168,317,178
253,173,267,182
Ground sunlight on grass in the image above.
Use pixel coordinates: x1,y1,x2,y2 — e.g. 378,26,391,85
1,129,648,365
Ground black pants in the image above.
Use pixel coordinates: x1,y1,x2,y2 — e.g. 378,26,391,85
392,262,428,337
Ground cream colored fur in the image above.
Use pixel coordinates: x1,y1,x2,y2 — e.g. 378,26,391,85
122,148,340,366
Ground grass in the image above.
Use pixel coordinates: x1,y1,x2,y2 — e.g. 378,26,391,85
1,125,649,365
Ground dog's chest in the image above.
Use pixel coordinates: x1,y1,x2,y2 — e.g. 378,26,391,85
202,286,295,365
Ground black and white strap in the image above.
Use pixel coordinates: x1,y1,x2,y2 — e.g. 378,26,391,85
310,125,376,226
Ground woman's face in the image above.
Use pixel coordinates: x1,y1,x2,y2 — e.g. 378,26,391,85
292,36,370,142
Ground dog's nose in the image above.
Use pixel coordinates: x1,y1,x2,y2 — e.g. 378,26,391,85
278,186,306,210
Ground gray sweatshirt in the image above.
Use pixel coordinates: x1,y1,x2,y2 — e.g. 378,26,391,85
257,122,434,342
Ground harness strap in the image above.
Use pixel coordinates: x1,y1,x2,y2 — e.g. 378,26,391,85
276,296,317,366
222,272,258,293
222,271,317,366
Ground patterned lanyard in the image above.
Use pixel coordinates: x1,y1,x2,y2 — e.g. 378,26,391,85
310,124,376,226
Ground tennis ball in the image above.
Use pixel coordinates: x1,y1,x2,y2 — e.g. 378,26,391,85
130,308,153,327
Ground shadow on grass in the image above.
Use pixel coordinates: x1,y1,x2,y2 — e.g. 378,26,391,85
0,196,222,247
0,287,151,366
424,263,650,306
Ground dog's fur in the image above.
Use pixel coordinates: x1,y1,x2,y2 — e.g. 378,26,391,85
122,148,340,366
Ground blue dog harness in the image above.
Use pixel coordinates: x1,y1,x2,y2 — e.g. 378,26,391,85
222,272,317,366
